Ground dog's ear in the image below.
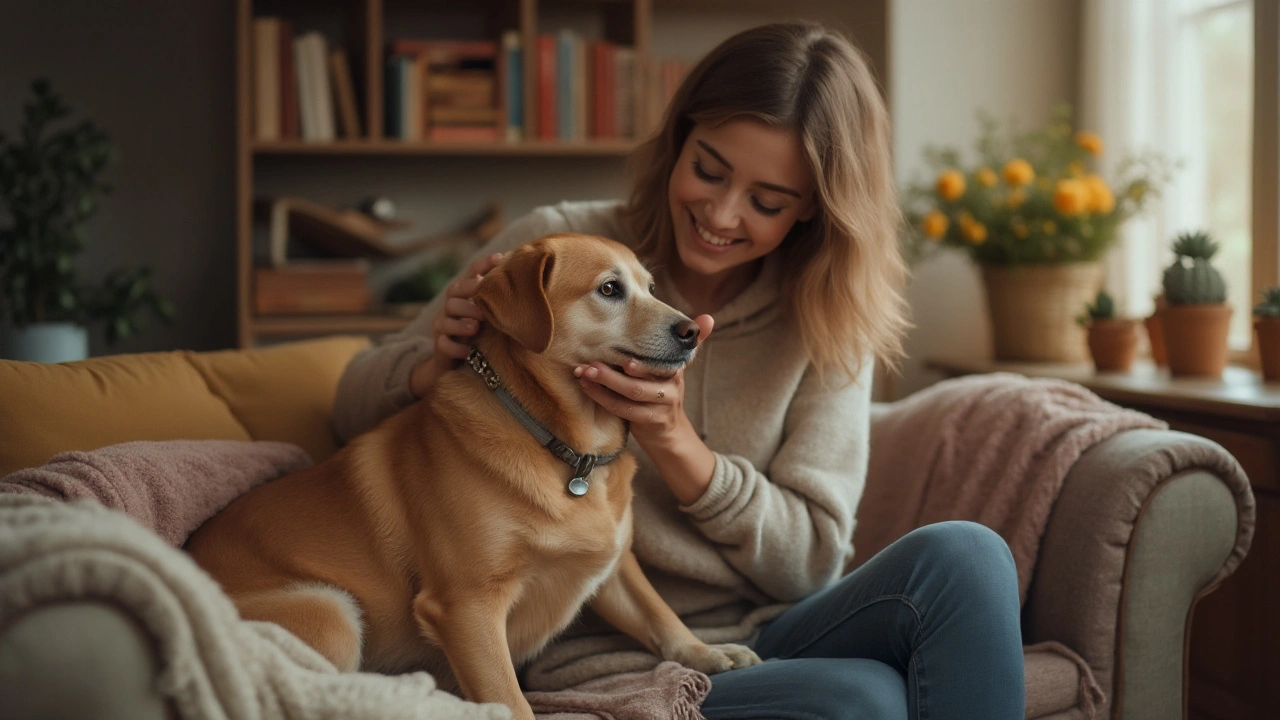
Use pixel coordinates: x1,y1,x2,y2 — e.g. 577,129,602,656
473,245,555,353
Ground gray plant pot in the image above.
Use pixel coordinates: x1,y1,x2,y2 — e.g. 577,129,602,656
0,322,89,363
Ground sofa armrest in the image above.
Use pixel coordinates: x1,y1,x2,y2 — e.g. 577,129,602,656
0,602,168,720
1024,429,1254,720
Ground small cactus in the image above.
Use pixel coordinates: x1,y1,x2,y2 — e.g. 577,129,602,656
1077,289,1117,326
1255,287,1280,317
1162,231,1227,305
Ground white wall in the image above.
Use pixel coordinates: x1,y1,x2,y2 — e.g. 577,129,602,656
889,0,1080,397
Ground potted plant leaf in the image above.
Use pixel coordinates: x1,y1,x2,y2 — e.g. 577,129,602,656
1078,289,1139,372
0,79,173,362
1253,287,1280,381
1160,231,1231,377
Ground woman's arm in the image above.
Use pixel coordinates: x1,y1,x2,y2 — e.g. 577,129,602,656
332,207,567,443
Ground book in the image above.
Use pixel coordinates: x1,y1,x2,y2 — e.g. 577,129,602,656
536,34,556,140
252,17,281,141
279,20,299,139
329,48,362,138
501,30,523,142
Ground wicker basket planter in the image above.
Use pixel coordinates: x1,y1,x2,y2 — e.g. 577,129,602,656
981,262,1104,362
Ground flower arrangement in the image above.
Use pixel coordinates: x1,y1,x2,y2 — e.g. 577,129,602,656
903,106,1173,266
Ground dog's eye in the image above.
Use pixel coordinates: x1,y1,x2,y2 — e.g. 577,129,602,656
648,282,656,294
598,281,622,298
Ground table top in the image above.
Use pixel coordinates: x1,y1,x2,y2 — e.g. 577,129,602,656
925,356,1280,423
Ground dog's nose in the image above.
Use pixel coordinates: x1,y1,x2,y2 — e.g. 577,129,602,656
671,319,699,350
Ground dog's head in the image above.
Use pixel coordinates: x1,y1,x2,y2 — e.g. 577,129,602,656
472,233,699,374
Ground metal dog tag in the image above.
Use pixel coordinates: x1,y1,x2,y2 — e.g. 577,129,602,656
567,454,597,497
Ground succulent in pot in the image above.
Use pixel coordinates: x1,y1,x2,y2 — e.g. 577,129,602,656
1159,231,1231,377
1253,287,1280,382
1077,289,1139,372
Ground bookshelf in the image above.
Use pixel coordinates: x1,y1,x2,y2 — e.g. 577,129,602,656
234,0,655,347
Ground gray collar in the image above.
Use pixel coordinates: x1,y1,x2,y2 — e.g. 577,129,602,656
466,348,626,497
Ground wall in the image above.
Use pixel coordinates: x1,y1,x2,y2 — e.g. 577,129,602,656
889,0,1080,397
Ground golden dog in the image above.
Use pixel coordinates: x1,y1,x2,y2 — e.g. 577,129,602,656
186,233,760,719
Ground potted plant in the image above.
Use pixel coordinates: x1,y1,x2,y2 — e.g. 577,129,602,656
1160,231,1231,377
904,105,1172,362
0,79,172,362
1253,287,1280,381
1078,289,1139,372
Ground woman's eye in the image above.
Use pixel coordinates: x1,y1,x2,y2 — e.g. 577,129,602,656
753,198,783,217
692,160,721,183
598,280,621,297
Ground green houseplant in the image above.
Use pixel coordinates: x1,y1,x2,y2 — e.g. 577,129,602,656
903,105,1172,362
1077,289,1139,372
1160,231,1231,377
1253,287,1280,381
0,79,173,362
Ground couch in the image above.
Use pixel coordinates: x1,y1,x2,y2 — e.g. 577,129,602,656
0,336,1254,720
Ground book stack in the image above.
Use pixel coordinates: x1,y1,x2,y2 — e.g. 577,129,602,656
385,39,502,142
535,30,638,142
646,58,692,131
251,17,361,142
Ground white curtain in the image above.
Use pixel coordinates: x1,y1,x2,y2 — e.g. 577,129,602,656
1080,0,1210,317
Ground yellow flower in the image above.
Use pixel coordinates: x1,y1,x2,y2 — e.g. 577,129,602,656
1082,174,1115,214
1075,131,1104,156
921,211,949,238
1002,159,1035,187
936,169,966,201
1052,179,1089,215
1007,188,1027,209
975,167,998,187
961,219,987,244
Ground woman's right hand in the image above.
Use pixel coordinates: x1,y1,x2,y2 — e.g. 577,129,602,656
410,251,504,398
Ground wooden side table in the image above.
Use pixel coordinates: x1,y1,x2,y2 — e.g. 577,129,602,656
926,357,1276,720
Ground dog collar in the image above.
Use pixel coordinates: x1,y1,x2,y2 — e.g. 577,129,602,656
466,348,626,497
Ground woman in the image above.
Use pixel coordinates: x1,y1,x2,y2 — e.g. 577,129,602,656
334,22,1024,720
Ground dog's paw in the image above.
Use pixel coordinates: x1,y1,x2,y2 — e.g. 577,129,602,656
668,642,762,675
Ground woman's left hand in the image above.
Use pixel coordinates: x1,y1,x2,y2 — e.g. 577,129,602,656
574,315,714,450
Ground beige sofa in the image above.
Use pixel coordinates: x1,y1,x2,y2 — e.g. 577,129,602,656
0,336,1255,719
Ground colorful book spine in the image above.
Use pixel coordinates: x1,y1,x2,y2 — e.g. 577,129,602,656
502,30,523,142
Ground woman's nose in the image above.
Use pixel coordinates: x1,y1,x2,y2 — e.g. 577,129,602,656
705,199,739,233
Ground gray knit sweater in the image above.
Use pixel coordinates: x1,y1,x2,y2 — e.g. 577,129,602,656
333,200,871,689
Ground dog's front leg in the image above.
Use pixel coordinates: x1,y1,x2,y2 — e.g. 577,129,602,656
413,588,535,720
589,550,761,675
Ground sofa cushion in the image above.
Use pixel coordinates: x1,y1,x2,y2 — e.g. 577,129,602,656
185,336,369,463
0,352,251,477
1025,647,1087,718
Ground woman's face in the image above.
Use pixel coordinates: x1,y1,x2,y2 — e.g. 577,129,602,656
667,118,817,281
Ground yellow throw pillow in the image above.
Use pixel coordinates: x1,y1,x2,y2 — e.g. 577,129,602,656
0,352,251,477
185,336,369,464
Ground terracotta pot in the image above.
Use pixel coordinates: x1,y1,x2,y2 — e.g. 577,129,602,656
1087,319,1140,372
1162,304,1233,377
982,262,1103,362
1255,317,1280,381
1143,313,1167,367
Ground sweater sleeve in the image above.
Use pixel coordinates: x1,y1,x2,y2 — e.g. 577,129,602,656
677,360,872,602
331,206,573,444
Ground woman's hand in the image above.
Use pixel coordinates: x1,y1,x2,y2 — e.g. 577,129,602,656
574,315,717,505
410,251,504,398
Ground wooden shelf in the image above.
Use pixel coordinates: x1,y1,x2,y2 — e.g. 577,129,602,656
253,139,640,157
251,313,413,337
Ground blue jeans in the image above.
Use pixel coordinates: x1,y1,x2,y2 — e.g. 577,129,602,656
700,521,1025,720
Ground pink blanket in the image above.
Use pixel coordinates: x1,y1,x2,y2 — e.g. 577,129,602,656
857,373,1166,601
0,439,312,546
528,661,710,720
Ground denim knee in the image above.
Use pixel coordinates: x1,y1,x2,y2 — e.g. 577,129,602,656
898,521,1017,600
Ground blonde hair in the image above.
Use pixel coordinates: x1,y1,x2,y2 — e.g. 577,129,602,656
623,22,910,381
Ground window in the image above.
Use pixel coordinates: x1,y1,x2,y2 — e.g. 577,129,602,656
1084,0,1278,354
